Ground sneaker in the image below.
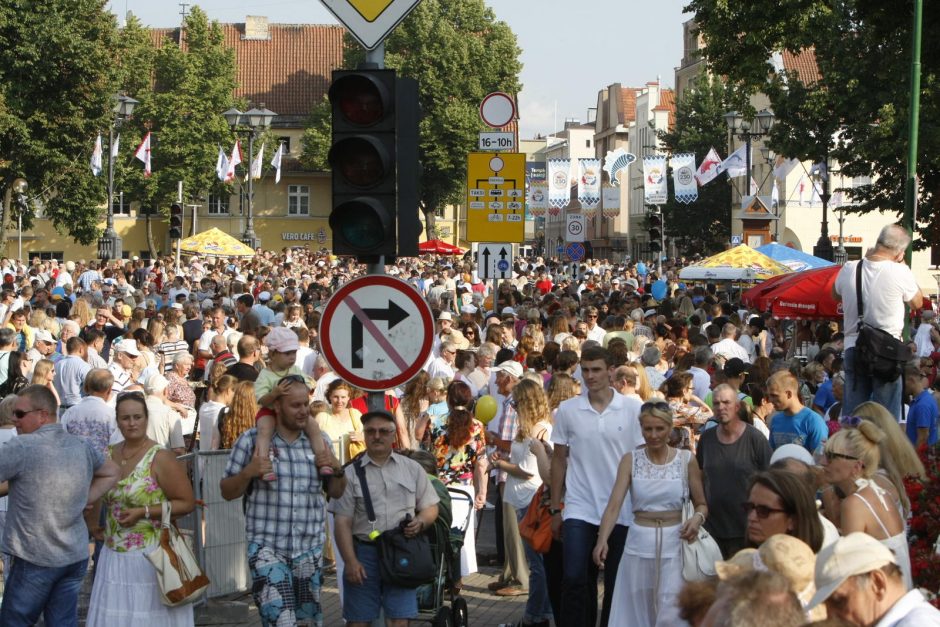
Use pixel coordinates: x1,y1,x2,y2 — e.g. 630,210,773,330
487,579,510,592
494,585,528,597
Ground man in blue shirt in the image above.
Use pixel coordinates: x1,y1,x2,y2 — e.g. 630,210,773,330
904,364,939,448
767,371,828,456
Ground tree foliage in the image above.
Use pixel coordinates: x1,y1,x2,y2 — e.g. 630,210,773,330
687,0,940,246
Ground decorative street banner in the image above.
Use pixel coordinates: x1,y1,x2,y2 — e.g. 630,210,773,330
547,159,571,209
672,153,697,204
602,185,620,219
578,159,601,209
528,182,547,217
603,148,636,186
695,147,722,185
643,155,668,205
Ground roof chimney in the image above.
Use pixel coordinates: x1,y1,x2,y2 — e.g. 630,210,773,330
244,16,270,41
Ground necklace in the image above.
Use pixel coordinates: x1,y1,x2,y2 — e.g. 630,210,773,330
120,441,150,466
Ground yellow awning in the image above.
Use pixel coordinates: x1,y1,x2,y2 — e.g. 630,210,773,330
178,227,255,258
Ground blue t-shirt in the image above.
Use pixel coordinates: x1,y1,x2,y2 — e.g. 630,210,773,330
769,406,828,455
813,380,836,413
907,389,939,447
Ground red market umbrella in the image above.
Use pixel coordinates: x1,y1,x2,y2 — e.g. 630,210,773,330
758,265,843,320
418,239,464,255
740,270,805,311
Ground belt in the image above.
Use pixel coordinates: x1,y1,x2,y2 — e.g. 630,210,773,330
353,536,377,546
633,510,682,528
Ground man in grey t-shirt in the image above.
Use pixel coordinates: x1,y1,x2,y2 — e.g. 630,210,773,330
0,385,119,626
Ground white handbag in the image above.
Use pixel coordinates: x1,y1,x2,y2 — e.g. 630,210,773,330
145,501,210,606
680,453,723,582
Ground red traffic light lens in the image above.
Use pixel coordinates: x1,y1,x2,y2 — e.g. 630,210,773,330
330,137,390,188
332,75,388,126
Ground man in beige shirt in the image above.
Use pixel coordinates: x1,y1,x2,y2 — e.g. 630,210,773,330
333,410,439,627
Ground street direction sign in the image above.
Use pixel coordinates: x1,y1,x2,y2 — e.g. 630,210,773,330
477,242,513,280
478,132,515,152
479,92,516,128
319,0,422,50
319,275,433,391
466,152,526,243
565,242,585,262
566,213,585,243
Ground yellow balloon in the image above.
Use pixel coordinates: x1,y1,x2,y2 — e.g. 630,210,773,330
475,395,498,424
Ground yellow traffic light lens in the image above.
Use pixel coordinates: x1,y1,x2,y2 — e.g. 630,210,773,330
333,137,388,187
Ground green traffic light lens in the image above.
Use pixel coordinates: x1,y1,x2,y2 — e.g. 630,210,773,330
334,75,386,126
334,200,388,250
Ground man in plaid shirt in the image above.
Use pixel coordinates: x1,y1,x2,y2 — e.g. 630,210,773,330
221,376,346,627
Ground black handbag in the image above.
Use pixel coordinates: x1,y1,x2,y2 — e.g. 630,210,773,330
854,260,912,382
354,459,436,588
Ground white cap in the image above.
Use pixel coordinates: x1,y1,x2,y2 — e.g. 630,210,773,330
769,443,816,467
493,360,523,379
460,304,477,314
438,311,453,321
259,291,272,302
113,339,141,357
501,306,516,316
809,533,897,609
34,329,55,344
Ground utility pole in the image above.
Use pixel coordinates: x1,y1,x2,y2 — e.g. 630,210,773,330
903,0,923,266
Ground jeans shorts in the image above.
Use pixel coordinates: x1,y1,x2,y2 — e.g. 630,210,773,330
343,540,418,622
247,543,323,627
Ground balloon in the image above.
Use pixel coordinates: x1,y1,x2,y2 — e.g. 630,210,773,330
475,395,498,424
651,279,668,301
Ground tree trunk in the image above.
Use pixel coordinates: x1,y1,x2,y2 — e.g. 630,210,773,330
423,207,436,241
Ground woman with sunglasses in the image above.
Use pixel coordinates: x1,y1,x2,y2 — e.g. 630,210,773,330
593,401,707,626
86,392,196,626
460,322,481,348
821,421,912,589
744,469,823,554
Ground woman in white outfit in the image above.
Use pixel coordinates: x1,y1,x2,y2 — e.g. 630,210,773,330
593,401,708,626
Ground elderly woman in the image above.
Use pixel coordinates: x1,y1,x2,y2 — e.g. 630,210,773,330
85,392,196,626
166,353,197,439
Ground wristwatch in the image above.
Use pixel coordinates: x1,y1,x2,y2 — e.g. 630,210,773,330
548,508,563,516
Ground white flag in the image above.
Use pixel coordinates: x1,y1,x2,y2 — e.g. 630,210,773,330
771,180,780,209
750,176,759,196
547,159,571,210
250,141,265,180
772,156,798,180
695,147,722,185
643,155,668,205
134,132,152,177
672,153,698,204
111,134,120,159
215,145,228,182
224,141,242,183
90,134,103,176
577,158,601,210
270,142,284,184
718,145,747,178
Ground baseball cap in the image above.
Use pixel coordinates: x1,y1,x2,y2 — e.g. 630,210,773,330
493,360,523,379
259,291,272,302
625,278,639,290
438,311,453,321
460,304,477,314
34,329,55,344
264,327,299,353
769,443,816,467
644,308,658,318
723,357,749,378
501,306,516,317
808,533,897,609
113,339,141,357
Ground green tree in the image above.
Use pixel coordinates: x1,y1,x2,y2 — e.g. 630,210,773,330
658,76,747,255
299,96,331,171
0,0,119,244
306,0,523,238
687,0,940,247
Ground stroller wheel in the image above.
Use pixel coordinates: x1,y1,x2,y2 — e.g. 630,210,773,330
434,605,453,627
451,596,469,627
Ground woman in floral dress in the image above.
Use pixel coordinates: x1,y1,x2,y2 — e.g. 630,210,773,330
86,392,196,626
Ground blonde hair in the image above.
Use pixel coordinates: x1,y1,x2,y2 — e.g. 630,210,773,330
640,402,674,429
512,378,552,441
629,360,654,400
826,420,885,478
220,380,258,449
30,358,55,385
546,372,580,410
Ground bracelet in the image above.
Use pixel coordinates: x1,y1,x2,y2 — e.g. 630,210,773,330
693,511,706,524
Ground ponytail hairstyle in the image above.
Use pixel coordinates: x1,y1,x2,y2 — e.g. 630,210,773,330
444,380,474,446
826,419,885,478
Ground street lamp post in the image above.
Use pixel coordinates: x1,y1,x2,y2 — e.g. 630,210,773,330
724,109,774,239
98,94,138,262
811,156,834,262
223,104,277,251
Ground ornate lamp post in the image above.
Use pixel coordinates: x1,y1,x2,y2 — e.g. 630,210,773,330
811,155,834,262
223,104,277,250
724,109,775,192
98,94,138,261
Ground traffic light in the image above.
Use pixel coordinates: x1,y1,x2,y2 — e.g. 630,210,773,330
169,203,183,240
648,210,663,253
328,69,421,262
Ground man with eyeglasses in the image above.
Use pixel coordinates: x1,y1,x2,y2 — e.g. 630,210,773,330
426,340,457,381
0,385,120,626
333,409,439,627
581,306,606,344
221,375,346,627
903,362,938,448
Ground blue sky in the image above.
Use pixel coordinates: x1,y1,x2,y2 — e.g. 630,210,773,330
108,0,691,138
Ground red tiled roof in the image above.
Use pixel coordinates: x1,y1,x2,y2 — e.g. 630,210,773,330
653,89,676,129
781,48,821,84
150,23,345,116
620,88,640,125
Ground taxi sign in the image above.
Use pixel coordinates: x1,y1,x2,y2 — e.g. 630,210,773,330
466,152,526,243
320,0,422,50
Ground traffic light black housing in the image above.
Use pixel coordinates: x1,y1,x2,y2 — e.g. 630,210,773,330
648,211,663,253
169,203,183,240
328,69,421,262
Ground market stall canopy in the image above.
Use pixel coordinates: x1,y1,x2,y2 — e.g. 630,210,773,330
742,265,843,319
755,243,835,272
179,228,255,257
679,244,792,282
418,239,464,255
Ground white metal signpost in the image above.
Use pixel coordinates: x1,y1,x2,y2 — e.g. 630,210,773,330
477,242,513,280
319,0,422,50
319,276,433,391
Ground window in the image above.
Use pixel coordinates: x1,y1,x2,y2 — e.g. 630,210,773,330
29,251,63,262
277,136,291,153
435,206,446,218
207,192,229,215
112,191,130,215
288,185,310,216
586,139,591,148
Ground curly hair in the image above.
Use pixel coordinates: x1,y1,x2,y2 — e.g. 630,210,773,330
546,372,580,410
221,380,258,449
513,379,552,440
663,371,693,399
444,380,475,447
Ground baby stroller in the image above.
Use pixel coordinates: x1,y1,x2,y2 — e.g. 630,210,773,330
415,486,474,626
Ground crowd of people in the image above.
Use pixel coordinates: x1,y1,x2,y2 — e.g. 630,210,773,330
0,222,939,626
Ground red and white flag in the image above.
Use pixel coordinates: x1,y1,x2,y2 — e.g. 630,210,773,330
270,142,284,184
134,132,152,177
695,147,722,185
224,141,242,183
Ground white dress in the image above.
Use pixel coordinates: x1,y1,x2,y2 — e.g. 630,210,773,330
609,447,689,627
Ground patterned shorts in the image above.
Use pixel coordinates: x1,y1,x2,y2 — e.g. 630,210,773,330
248,543,323,627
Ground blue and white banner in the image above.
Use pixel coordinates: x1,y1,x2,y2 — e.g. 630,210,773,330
578,159,601,210
548,159,571,209
643,155,668,205
719,145,747,178
603,148,635,186
671,153,697,204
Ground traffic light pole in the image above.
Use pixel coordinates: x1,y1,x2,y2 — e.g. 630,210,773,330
366,43,386,414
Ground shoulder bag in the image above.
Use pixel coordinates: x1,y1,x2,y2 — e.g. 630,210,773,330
853,260,912,382
354,459,436,588
519,484,553,553
680,450,722,582
145,501,210,606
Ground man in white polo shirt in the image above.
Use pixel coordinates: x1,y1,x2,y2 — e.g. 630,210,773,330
550,345,643,627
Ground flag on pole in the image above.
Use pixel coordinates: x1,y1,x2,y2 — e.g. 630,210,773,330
797,175,806,205
642,155,668,205
224,141,242,183
270,142,284,184
695,147,722,185
577,158,601,210
772,156,798,180
111,134,120,159
547,159,571,209
750,176,759,196
771,180,780,209
671,153,698,204
90,134,103,176
215,145,228,182
134,132,152,177
250,142,265,180
718,145,747,178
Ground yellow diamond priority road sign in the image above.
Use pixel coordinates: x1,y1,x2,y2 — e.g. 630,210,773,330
320,0,422,50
